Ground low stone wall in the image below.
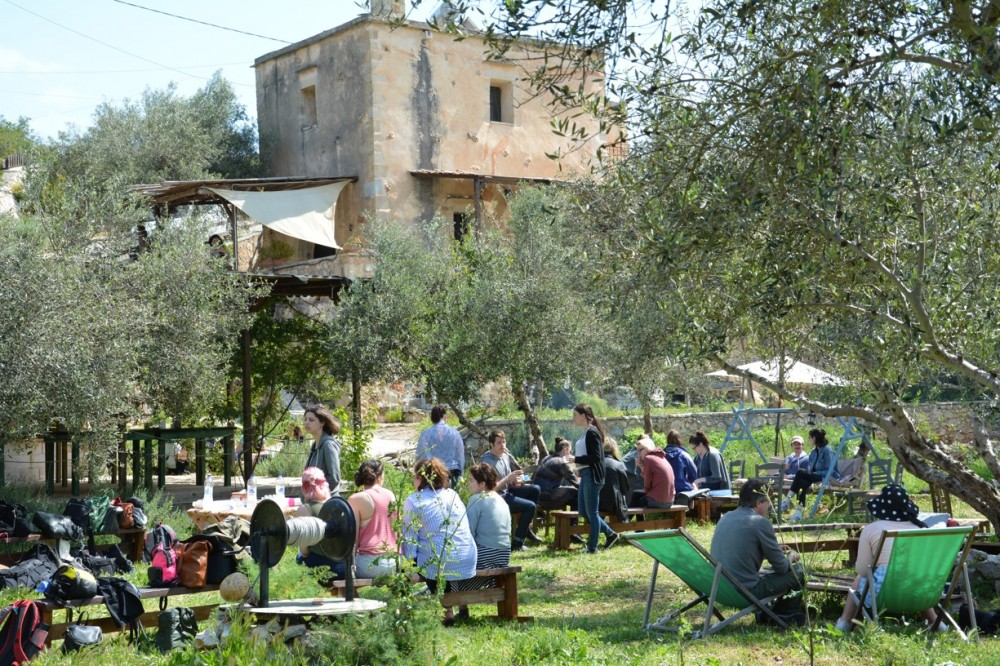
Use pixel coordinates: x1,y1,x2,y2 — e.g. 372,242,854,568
471,402,988,459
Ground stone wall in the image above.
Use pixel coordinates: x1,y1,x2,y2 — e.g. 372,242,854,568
469,402,989,459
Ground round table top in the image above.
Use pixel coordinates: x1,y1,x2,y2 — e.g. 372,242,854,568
245,597,386,617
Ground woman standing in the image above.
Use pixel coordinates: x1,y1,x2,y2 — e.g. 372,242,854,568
304,405,342,495
572,404,619,553
461,463,512,619
347,460,398,579
783,428,840,521
691,431,731,491
401,457,477,625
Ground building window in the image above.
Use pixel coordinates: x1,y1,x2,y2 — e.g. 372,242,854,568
301,86,318,128
299,66,318,129
489,81,513,123
453,213,469,242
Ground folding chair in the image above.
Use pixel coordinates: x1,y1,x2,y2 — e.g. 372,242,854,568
626,529,790,638
852,525,976,639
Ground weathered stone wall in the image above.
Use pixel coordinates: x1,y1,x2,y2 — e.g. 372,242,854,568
468,402,990,459
254,15,608,279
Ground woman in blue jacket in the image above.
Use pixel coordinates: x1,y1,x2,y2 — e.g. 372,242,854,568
783,428,839,521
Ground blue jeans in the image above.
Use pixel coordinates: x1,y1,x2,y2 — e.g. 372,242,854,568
502,490,538,543
579,468,612,551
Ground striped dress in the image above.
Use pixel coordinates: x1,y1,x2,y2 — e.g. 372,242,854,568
465,491,511,590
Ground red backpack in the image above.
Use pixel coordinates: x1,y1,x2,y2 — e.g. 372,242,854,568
148,543,179,587
0,599,48,664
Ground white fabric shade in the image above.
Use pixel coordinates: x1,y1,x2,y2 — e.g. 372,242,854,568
207,182,347,249
707,357,848,386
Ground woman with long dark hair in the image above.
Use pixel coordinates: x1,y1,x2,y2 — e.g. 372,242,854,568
572,404,620,553
347,460,398,579
304,404,342,494
783,428,840,522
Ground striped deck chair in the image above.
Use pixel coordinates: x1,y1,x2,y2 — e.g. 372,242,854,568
853,525,976,638
626,528,790,638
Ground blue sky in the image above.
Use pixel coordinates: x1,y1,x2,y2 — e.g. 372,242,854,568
1,0,436,139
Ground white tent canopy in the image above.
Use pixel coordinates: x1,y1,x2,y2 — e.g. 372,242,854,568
207,182,347,249
707,357,849,386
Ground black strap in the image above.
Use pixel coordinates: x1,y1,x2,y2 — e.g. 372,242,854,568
159,596,167,612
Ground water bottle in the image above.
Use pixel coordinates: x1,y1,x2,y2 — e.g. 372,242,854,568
203,474,214,505
247,475,257,507
36,580,50,595
276,473,285,502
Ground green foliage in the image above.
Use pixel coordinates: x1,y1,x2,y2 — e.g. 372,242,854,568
333,405,375,487
0,115,36,157
255,437,311,478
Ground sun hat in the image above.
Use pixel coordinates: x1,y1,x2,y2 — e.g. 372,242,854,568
866,484,926,526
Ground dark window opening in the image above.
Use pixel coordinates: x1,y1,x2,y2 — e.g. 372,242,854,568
453,213,469,242
313,243,337,259
489,86,502,122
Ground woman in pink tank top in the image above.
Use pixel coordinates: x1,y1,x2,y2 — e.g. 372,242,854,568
347,460,399,578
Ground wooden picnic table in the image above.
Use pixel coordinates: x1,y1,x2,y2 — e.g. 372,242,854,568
774,522,865,565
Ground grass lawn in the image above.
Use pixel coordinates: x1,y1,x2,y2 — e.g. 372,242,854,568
16,504,1000,666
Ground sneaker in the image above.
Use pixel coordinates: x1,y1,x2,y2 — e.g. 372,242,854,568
526,530,545,544
511,540,526,551
780,497,793,513
604,532,621,550
834,618,852,633
570,534,587,545
787,509,804,523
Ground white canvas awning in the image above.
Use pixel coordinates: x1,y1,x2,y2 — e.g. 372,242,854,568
207,182,347,249
707,357,849,386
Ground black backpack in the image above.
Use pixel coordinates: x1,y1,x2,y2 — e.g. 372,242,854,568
0,501,33,538
0,600,48,664
96,576,145,640
0,543,61,591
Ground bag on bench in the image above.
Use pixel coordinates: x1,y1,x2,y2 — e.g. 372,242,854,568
144,524,178,563
0,543,61,591
185,534,237,584
33,511,83,542
0,500,33,538
96,576,144,641
177,540,210,589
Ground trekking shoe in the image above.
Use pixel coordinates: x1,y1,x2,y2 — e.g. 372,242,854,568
604,532,621,550
511,540,526,552
834,618,853,633
787,509,804,523
780,497,793,513
570,534,587,545
526,530,545,544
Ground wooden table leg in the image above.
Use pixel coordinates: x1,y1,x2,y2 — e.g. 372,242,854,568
554,514,571,551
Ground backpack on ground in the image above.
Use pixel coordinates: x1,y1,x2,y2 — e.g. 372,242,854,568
0,544,61,591
95,576,144,641
155,607,198,653
0,599,49,664
144,524,178,564
0,501,33,538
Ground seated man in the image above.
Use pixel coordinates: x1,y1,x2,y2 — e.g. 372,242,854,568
710,479,804,604
534,437,579,510
480,430,543,550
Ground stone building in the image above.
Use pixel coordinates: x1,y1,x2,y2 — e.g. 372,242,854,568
253,1,618,279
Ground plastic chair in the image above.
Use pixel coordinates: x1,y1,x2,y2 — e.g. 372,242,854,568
625,529,790,638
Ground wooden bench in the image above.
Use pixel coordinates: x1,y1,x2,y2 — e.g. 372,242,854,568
0,527,146,566
331,566,530,621
37,584,220,645
551,506,687,551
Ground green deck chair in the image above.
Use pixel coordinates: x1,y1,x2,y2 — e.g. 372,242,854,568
853,525,976,638
626,528,790,638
